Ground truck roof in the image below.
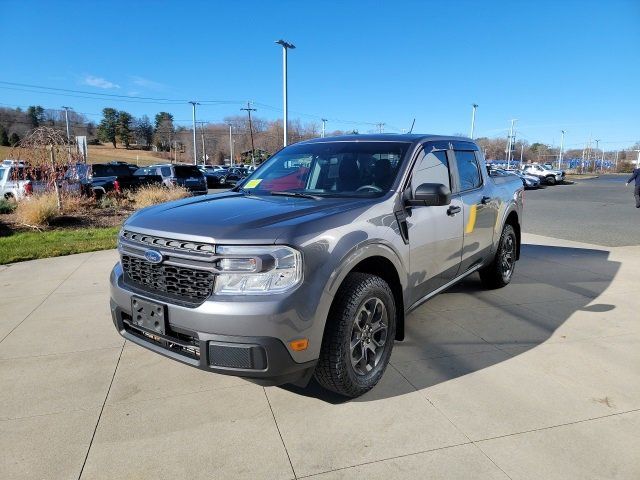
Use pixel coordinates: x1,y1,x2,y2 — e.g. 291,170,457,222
300,133,475,145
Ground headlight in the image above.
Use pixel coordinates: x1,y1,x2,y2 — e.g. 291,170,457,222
214,245,302,295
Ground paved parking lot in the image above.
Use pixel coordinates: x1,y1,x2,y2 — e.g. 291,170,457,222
523,175,640,246
1,229,639,479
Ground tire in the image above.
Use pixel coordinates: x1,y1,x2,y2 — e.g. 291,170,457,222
220,176,227,186
479,224,517,289
546,176,556,185
314,272,396,398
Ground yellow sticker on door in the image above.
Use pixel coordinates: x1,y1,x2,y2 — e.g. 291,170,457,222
244,179,262,189
465,204,477,234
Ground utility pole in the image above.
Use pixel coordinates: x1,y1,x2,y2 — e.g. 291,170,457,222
558,130,565,170
321,118,327,138
276,39,295,147
61,106,72,161
594,139,600,173
635,149,640,168
241,101,257,166
470,103,478,139
376,122,385,133
506,119,517,169
188,101,199,165
614,150,619,172
228,124,234,166
520,144,524,163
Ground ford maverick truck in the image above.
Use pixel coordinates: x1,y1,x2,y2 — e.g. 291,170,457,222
110,134,523,397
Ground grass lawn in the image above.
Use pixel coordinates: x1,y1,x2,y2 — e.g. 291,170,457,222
0,226,119,264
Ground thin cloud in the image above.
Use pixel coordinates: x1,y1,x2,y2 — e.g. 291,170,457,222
82,75,120,89
131,76,165,91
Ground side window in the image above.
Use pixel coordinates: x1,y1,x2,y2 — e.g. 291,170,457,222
453,150,482,191
411,149,451,193
161,167,171,177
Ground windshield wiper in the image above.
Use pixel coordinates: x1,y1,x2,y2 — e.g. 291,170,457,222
270,191,322,200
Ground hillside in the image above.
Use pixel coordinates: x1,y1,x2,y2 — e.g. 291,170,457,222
1,144,174,166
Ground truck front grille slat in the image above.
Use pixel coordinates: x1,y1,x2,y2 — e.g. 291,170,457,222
121,254,214,304
121,230,215,253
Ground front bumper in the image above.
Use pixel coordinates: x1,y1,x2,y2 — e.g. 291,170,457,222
110,263,318,386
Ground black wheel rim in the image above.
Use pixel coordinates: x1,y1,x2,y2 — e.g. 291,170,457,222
501,233,516,280
350,297,388,376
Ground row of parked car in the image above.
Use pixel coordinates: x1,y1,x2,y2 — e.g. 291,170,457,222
488,163,566,189
0,159,254,200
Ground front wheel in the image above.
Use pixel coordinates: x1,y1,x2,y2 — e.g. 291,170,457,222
479,224,517,289
314,272,396,398
546,176,556,185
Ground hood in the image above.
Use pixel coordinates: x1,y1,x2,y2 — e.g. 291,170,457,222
124,191,371,244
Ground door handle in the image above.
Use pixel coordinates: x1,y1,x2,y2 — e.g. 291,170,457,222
447,205,461,216
481,196,491,205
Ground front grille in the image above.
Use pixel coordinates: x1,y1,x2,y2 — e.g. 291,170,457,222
121,254,214,304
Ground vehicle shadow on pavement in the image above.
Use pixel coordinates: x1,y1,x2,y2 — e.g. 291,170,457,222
282,243,620,403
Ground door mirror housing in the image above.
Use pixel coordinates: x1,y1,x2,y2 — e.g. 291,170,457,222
405,183,451,207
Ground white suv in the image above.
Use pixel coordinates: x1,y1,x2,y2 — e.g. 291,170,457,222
520,163,565,185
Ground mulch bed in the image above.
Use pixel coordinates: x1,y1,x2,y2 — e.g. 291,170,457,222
0,207,132,236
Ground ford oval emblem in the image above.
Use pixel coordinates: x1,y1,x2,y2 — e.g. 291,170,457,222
144,250,163,264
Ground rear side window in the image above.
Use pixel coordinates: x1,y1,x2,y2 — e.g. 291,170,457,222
453,151,482,191
174,166,202,178
411,149,451,192
92,165,132,177
160,167,171,177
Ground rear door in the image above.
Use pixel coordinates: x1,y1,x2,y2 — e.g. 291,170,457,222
450,144,497,273
406,142,464,305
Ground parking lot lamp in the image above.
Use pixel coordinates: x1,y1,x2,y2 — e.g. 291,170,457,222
189,101,199,165
558,130,565,169
321,118,327,138
470,104,478,139
276,39,295,147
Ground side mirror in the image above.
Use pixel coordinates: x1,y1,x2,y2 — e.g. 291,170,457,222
405,183,451,207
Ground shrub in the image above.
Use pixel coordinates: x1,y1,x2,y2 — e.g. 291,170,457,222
130,185,190,209
15,192,59,227
0,198,16,214
62,193,95,215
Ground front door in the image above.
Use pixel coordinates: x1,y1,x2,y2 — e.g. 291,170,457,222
406,146,464,306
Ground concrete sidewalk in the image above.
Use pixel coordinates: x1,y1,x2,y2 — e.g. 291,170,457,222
1,234,639,479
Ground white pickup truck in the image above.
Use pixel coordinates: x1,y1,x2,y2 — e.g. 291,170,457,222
0,161,33,199
520,163,565,185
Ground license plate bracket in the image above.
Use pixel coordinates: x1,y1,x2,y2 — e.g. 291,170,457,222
131,297,167,335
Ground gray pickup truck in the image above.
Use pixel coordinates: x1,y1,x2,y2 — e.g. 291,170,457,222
110,134,523,397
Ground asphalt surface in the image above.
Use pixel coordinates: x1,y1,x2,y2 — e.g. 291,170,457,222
523,174,640,247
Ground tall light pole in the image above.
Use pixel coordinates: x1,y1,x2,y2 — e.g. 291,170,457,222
558,130,565,169
635,149,640,168
470,103,478,139
594,139,600,173
276,39,295,147
189,101,199,165
321,118,327,138
61,106,72,161
228,123,234,166
506,118,517,169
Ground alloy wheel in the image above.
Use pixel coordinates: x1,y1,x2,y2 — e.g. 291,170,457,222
350,297,389,375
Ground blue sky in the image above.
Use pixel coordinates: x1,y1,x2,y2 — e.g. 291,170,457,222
1,0,639,150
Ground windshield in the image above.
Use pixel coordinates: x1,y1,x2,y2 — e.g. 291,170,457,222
238,141,411,197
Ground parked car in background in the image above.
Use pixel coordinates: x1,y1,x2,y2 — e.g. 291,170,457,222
0,162,33,199
223,166,249,186
520,163,565,185
110,134,524,398
63,163,162,198
489,168,540,189
199,166,228,188
149,163,208,195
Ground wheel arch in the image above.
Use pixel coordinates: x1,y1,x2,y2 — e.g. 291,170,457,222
326,248,406,342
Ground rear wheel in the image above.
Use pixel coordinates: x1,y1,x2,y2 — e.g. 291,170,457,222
479,224,517,289
314,272,396,398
